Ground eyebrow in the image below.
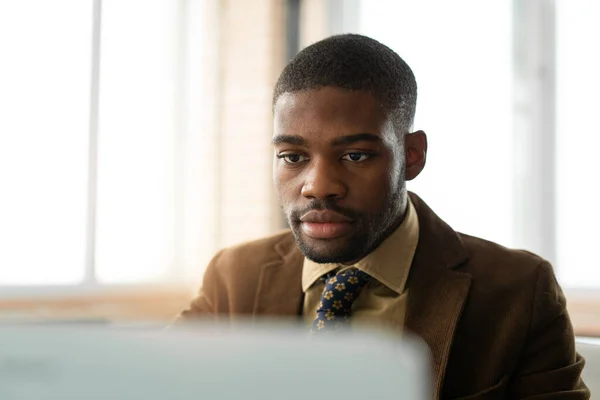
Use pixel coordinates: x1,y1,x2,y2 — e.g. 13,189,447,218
272,134,307,146
272,133,382,147
331,133,382,146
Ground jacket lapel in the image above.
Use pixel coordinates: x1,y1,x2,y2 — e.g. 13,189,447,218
405,193,472,399
253,233,304,317
405,264,471,398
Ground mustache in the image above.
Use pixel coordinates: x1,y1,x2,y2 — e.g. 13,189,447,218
289,200,360,222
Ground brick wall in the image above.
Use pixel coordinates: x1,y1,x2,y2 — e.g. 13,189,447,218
217,0,286,248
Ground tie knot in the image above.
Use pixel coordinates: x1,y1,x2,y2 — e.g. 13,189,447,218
311,268,371,333
322,267,371,288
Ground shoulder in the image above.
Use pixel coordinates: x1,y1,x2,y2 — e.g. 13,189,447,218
184,231,298,316
218,230,296,263
208,230,297,276
457,233,555,290
453,233,565,339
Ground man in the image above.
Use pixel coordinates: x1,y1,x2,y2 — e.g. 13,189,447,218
178,34,589,399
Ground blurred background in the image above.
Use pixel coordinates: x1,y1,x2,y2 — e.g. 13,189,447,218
0,0,598,335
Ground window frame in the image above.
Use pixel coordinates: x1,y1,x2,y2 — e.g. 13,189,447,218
0,0,192,294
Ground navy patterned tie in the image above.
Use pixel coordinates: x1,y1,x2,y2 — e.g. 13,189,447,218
311,268,371,333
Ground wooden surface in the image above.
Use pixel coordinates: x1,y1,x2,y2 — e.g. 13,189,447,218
0,287,195,323
0,289,598,336
567,291,600,337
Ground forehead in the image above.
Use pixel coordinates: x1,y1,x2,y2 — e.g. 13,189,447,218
273,87,390,138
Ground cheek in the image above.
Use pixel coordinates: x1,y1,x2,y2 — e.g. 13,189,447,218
390,142,405,182
369,155,403,192
272,160,280,189
273,160,288,191
273,167,299,205
386,147,405,195
347,169,390,207
390,159,404,191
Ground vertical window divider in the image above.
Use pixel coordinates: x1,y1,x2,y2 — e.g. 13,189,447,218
84,0,103,286
172,0,189,282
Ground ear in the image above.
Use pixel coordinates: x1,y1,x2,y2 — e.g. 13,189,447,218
404,130,427,181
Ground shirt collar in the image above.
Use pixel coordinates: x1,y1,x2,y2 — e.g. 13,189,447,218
301,198,420,294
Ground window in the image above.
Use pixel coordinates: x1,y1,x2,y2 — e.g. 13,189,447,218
317,0,600,290
0,0,284,295
94,0,180,283
2,0,598,308
358,0,514,249
0,0,203,288
0,1,93,285
556,0,600,287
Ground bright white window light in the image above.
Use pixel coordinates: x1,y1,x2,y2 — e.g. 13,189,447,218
357,0,514,248
0,1,93,285
556,1,600,287
94,0,179,283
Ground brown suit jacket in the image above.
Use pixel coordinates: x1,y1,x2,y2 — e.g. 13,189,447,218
180,193,590,399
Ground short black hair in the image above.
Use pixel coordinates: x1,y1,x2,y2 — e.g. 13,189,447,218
273,33,418,133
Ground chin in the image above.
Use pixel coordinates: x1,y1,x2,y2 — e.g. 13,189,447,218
293,232,365,264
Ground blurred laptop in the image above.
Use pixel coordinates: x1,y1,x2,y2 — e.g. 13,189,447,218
576,337,600,395
0,322,430,399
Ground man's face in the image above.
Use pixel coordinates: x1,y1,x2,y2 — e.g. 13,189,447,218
273,87,412,264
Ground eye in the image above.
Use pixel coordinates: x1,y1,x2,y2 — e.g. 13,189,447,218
277,153,308,164
342,152,371,162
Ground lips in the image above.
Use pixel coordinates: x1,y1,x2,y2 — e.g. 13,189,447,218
299,210,354,239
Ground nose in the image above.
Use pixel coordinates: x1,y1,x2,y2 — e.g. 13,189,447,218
301,159,347,200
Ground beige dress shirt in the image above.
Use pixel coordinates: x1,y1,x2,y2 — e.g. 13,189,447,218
302,198,420,333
